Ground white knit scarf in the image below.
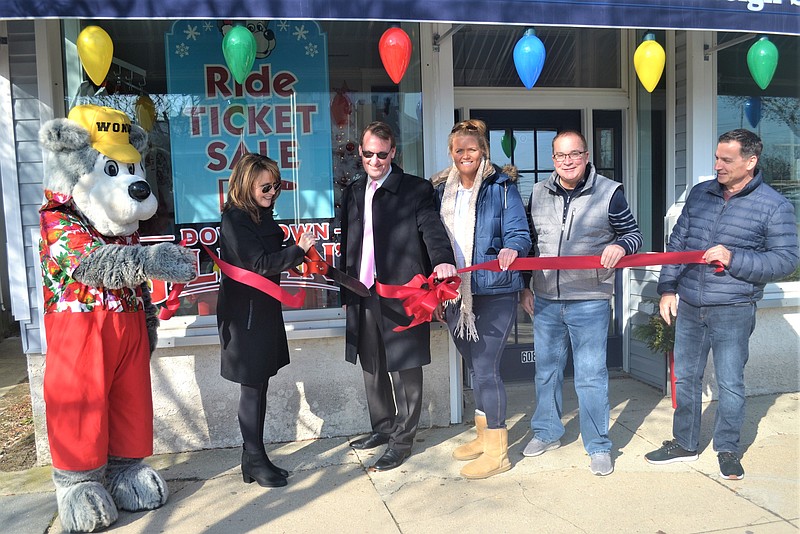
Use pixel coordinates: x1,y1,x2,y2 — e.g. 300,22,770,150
439,158,489,341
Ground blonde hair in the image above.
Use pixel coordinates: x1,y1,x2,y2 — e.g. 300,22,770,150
224,153,281,223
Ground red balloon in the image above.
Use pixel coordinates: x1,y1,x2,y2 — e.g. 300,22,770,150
379,27,412,84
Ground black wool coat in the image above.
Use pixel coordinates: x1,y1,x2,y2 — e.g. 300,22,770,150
339,164,455,371
217,206,305,384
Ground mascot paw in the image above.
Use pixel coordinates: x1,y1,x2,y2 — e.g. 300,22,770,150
55,480,119,533
147,242,197,283
106,457,169,511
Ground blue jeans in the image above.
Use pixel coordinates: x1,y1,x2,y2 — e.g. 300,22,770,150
531,297,611,455
672,300,756,454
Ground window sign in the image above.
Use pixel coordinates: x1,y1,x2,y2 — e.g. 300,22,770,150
165,19,334,224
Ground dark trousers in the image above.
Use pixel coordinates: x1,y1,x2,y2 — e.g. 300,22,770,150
358,291,423,452
447,293,517,429
239,381,269,454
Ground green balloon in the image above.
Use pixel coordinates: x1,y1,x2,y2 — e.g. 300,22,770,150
501,132,516,158
222,26,257,85
747,37,779,91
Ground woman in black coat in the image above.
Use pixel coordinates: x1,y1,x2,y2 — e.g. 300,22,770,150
217,153,315,488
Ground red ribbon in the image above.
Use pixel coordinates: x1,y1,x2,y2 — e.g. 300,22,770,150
158,243,306,320
157,240,188,320
376,274,461,332
202,244,306,308
669,351,677,410
377,251,720,329
458,250,720,273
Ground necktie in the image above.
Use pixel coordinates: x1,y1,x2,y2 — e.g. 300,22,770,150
359,180,378,288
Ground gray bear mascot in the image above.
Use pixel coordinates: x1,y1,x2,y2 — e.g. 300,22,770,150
38,104,196,532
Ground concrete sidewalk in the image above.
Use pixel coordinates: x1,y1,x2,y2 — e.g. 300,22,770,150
0,341,797,533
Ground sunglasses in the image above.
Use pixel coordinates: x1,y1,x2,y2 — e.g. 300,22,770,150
260,182,282,194
361,150,390,160
451,122,479,134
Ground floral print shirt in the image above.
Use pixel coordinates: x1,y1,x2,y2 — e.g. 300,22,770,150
39,190,143,313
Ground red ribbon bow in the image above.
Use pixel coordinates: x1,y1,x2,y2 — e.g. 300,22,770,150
292,240,328,277
376,274,461,332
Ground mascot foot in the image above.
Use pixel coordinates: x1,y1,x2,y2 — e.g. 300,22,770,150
106,457,169,511
53,467,119,533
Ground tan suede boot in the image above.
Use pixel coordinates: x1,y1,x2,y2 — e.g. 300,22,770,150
460,427,511,479
453,413,487,461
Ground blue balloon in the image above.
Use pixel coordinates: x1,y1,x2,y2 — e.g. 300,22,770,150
744,96,762,128
514,29,546,90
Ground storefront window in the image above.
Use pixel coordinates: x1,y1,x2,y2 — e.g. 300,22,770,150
62,19,424,316
453,26,621,88
717,33,799,281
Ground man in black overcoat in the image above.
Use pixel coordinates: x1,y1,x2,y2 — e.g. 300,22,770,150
339,121,456,471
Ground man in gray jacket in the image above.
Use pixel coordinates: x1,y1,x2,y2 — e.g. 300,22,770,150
521,130,642,476
645,129,799,480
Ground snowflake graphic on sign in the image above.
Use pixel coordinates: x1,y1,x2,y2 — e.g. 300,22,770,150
293,25,308,40
184,24,199,40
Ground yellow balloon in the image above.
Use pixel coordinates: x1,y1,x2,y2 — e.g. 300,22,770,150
634,35,665,93
77,26,113,86
135,94,156,131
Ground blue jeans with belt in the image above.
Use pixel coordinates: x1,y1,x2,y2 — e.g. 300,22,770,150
672,300,756,454
531,297,612,455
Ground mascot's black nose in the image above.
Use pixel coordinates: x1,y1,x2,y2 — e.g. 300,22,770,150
128,181,152,202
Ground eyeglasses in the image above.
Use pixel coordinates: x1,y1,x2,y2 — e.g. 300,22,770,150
260,182,282,194
361,150,390,160
451,122,479,134
552,150,587,163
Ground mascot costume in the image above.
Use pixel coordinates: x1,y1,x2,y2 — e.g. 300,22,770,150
38,104,196,532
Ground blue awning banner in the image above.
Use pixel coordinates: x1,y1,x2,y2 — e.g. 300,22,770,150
3,0,799,36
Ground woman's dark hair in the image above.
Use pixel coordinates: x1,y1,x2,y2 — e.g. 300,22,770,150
224,153,281,223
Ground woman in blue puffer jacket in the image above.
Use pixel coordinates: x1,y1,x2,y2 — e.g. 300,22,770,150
431,119,531,479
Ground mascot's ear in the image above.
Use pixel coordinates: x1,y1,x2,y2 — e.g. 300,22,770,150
39,118,91,153
128,124,148,156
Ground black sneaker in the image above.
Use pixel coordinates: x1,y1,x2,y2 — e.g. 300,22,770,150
645,439,699,464
718,452,744,480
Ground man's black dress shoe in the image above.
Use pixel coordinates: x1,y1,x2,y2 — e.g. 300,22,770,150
350,432,390,450
370,448,411,472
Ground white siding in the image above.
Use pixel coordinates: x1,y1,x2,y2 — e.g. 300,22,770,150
627,267,668,392
674,31,688,201
1,20,46,352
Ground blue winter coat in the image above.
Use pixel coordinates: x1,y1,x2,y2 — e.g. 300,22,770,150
658,170,799,306
433,164,532,295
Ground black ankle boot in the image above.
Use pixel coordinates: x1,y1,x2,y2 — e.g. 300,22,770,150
241,449,288,487
264,455,289,478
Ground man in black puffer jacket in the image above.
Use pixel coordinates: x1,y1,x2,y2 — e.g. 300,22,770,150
645,129,799,481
